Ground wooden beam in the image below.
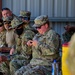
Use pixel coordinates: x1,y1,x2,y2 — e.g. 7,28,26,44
0,0,2,18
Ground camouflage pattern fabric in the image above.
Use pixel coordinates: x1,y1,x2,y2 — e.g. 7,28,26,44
23,22,38,34
15,64,51,75
0,30,6,47
66,33,75,75
30,29,59,66
0,61,10,75
10,29,35,75
0,30,17,75
19,10,31,17
0,14,21,75
24,23,34,31
14,29,60,75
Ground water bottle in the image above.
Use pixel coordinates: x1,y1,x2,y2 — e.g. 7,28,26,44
52,60,59,75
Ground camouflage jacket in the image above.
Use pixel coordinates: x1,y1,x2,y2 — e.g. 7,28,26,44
30,29,60,66
24,23,37,34
0,30,6,47
15,29,35,59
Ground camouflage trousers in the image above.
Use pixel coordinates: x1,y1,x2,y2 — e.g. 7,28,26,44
0,61,10,75
0,53,10,75
15,64,51,75
10,55,30,75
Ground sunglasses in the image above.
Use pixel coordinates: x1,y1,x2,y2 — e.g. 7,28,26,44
19,16,30,20
36,26,41,29
0,25,3,27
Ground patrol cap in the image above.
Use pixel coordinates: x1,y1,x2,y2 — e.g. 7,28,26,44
19,10,31,17
11,19,23,28
0,19,3,27
33,15,49,28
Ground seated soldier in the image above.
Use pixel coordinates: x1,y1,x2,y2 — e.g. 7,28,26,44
0,17,17,75
19,10,38,33
15,15,60,75
3,17,16,48
0,19,35,75
9,19,35,75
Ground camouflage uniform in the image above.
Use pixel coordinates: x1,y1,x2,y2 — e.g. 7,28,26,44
66,33,75,75
9,19,35,75
0,19,6,73
3,17,17,48
0,17,17,75
0,30,6,47
0,19,6,47
15,15,60,75
2,13,20,28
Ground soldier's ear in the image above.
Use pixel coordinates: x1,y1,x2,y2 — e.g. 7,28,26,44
10,10,12,15
45,23,48,28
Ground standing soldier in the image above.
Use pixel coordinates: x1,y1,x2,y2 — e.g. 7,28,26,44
15,15,60,75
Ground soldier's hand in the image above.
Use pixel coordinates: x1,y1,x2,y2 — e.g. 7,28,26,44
0,55,7,63
27,40,33,46
10,48,15,55
32,40,38,47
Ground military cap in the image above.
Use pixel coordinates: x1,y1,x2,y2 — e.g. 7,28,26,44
11,19,23,28
0,19,3,26
19,10,31,17
33,15,49,27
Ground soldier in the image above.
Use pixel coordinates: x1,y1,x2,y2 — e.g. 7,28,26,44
3,17,16,48
1,8,20,27
9,19,35,75
62,25,75,43
19,10,38,33
66,33,75,75
0,17,17,75
15,15,60,75
0,19,6,75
